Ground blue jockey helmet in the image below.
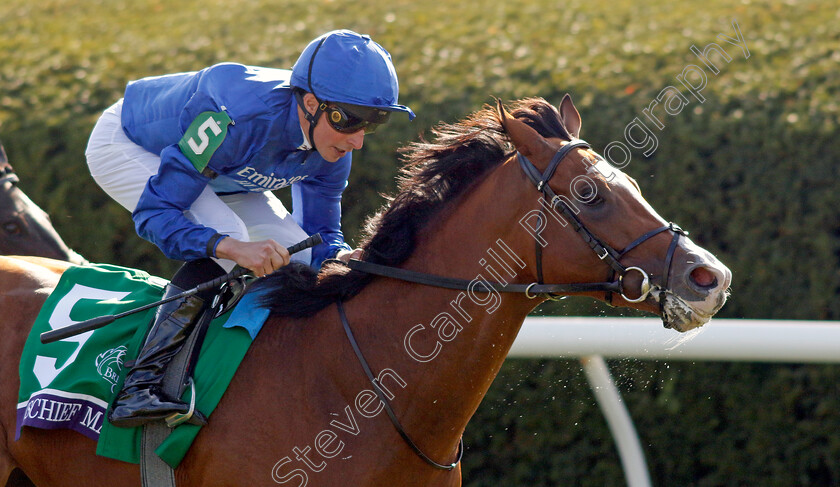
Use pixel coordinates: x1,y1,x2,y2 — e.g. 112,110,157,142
291,30,415,121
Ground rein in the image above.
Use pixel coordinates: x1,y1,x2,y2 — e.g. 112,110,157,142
347,259,622,297
337,301,464,471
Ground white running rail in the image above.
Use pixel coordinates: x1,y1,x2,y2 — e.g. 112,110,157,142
507,318,840,487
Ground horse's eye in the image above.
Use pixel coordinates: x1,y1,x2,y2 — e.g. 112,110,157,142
2,221,22,235
584,193,605,206
572,180,604,206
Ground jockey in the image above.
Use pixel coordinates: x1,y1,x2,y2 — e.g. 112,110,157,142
85,30,414,427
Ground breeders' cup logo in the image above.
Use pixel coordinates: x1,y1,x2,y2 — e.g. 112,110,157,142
96,346,127,393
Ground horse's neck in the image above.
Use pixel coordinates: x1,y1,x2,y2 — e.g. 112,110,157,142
342,160,542,459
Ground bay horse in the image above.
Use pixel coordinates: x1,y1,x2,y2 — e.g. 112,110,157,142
0,142,86,264
0,96,730,486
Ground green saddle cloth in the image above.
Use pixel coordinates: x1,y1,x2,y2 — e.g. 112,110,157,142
16,263,254,468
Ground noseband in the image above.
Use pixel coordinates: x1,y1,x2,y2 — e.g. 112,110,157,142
517,139,687,314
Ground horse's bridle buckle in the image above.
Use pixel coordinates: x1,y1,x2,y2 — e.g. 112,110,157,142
596,246,609,260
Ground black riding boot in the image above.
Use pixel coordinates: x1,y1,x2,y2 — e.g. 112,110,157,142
108,259,225,428
107,284,206,427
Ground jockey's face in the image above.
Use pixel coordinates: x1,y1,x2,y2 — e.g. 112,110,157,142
298,93,365,162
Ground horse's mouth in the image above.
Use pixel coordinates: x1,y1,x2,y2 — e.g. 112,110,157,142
653,288,729,332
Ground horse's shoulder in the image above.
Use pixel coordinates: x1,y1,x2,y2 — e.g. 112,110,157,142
0,255,68,291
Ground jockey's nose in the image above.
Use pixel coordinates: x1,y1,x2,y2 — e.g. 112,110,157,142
347,131,364,150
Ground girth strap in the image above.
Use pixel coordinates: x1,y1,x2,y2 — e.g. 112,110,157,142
140,300,218,487
337,301,464,470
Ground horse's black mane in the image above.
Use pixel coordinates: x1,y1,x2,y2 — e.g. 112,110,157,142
254,97,572,318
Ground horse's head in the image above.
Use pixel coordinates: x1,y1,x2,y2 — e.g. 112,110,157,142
498,96,731,331
0,144,87,264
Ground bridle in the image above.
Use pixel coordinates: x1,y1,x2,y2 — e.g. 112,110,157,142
348,139,688,312
517,139,687,313
337,139,688,471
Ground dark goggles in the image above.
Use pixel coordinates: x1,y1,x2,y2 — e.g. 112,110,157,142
321,101,391,134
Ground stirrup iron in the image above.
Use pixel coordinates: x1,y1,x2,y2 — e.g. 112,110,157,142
165,378,206,427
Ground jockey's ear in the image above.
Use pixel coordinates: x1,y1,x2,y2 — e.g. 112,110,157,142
497,98,554,161
558,93,582,139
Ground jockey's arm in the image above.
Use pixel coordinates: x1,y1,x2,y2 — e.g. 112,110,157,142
291,153,354,268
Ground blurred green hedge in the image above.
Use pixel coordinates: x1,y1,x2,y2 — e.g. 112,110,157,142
1,0,838,485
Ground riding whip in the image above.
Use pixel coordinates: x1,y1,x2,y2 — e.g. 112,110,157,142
40,233,322,344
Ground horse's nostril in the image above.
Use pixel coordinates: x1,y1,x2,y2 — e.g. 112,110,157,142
690,266,718,289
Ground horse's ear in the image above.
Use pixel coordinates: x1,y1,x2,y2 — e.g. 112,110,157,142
496,98,512,124
497,99,555,160
559,93,582,138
